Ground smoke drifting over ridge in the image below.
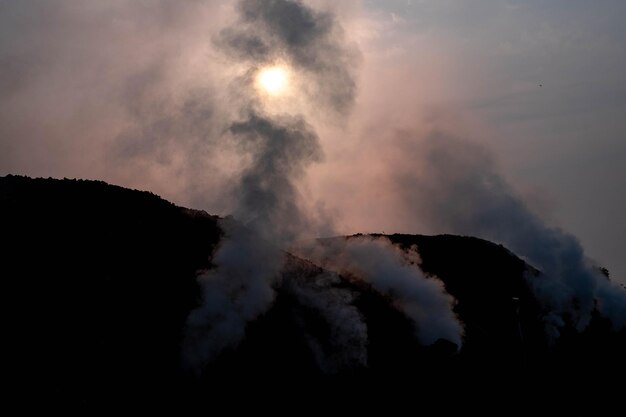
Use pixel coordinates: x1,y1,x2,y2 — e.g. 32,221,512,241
182,0,390,371
184,0,464,369
390,131,626,337
296,236,464,347
1,0,624,374
183,110,324,369
282,263,368,373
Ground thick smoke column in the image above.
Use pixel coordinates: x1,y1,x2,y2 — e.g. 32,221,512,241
184,1,465,370
183,0,357,371
228,114,322,242
184,220,283,369
183,113,322,370
395,132,626,338
297,236,464,347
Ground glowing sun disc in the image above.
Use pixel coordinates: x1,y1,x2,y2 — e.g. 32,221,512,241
257,66,288,95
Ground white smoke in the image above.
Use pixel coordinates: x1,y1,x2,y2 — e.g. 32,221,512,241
183,0,360,371
391,131,626,339
5,0,622,370
296,235,464,348
284,266,368,373
183,219,283,370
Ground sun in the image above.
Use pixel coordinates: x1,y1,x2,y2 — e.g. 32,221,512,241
256,66,289,96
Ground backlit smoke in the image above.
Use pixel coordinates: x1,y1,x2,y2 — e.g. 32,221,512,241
183,219,283,370
184,1,467,370
283,262,368,373
393,132,626,338
297,236,464,348
183,0,358,371
2,0,622,370
218,0,358,114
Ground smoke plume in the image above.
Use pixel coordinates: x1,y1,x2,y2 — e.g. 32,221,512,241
183,0,358,370
185,1,466,369
2,0,623,370
392,131,626,337
297,236,464,348
283,264,369,373
219,0,358,114
183,219,283,370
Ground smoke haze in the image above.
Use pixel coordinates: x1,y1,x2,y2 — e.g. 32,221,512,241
296,236,463,347
1,0,625,370
283,266,369,373
389,131,626,337
183,0,360,368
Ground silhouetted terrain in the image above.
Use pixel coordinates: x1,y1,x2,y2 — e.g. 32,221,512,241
2,175,624,410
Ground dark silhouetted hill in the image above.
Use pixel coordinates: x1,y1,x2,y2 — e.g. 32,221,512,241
2,175,624,410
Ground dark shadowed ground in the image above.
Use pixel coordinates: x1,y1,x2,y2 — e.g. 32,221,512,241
1,175,624,411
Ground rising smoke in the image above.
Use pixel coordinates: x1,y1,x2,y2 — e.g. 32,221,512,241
183,0,466,371
296,235,464,347
183,111,323,370
392,131,626,338
218,0,358,114
1,0,623,373
183,0,361,371
282,258,369,373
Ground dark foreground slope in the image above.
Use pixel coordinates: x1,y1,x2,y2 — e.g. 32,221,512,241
1,175,221,406
2,176,624,410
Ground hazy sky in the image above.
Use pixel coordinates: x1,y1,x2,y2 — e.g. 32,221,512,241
353,0,626,283
0,0,624,284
